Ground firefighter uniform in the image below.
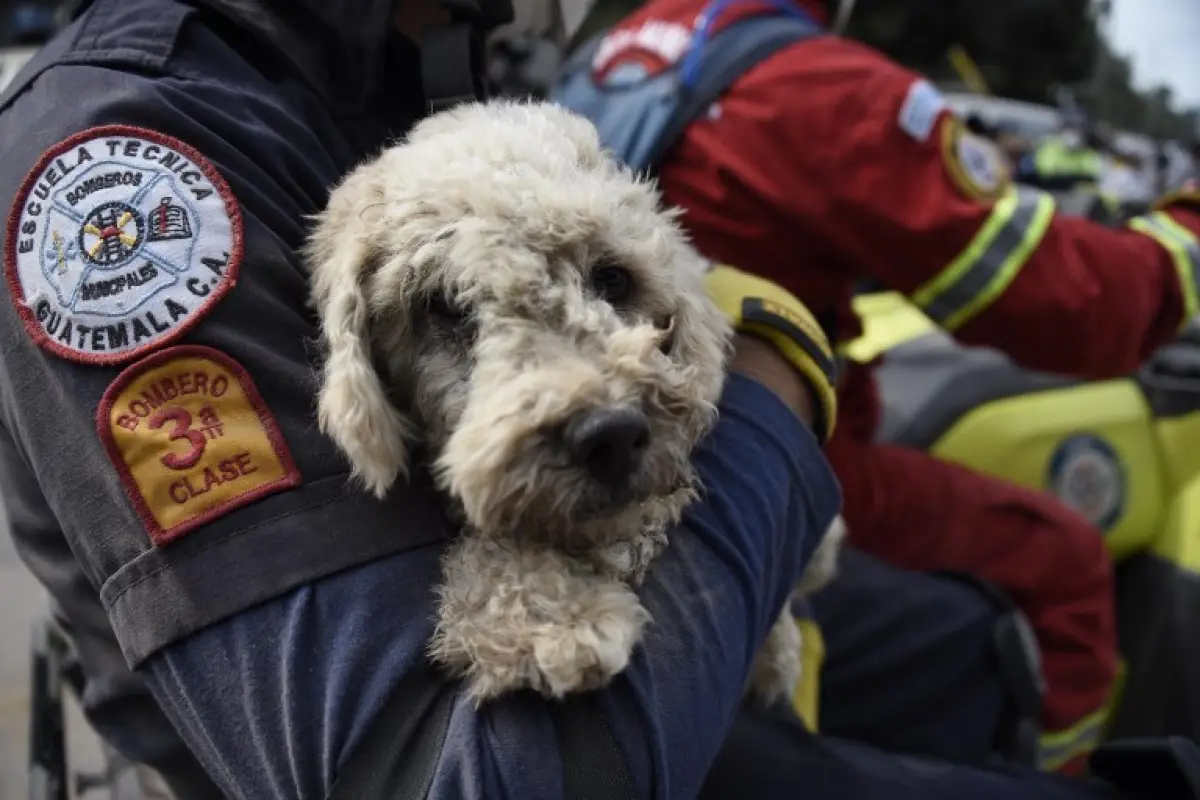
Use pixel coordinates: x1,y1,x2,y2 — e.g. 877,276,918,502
563,0,1200,774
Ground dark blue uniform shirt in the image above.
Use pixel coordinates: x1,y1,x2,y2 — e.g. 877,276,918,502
0,0,842,797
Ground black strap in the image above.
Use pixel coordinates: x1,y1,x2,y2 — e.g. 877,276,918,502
328,667,456,799
1090,738,1200,798
329,666,638,799
420,23,488,113
556,696,637,800
640,16,820,173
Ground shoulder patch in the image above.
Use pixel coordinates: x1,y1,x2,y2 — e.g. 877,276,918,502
97,345,300,547
940,117,1011,202
897,79,946,143
1047,435,1124,532
6,126,243,365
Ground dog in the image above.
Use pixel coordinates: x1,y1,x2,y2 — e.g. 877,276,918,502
304,99,841,704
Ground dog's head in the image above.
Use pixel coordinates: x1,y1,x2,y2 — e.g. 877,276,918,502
305,101,730,543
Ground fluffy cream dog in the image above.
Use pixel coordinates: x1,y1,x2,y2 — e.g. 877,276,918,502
305,99,840,704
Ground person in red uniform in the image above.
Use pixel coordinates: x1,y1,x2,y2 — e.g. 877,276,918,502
555,0,1200,775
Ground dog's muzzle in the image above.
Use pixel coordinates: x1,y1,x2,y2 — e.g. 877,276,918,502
561,407,650,499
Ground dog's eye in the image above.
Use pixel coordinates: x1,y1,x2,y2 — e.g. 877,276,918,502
591,263,635,306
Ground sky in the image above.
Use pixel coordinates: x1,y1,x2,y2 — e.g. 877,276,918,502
1107,0,1200,108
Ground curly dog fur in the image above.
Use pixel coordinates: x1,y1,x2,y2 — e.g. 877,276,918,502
305,99,840,704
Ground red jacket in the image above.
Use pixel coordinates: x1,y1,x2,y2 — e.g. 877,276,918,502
592,1,1200,759
598,0,1200,442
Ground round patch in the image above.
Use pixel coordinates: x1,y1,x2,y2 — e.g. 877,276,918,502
1047,435,1125,532
941,118,1011,202
5,125,243,365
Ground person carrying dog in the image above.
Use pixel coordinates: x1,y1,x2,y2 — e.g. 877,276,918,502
3,0,1200,799
0,0,840,796
552,0,1200,779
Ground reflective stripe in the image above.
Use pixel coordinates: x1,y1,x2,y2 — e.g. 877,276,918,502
1038,659,1126,772
910,187,1056,331
1034,141,1103,181
1129,211,1200,328
1037,706,1109,772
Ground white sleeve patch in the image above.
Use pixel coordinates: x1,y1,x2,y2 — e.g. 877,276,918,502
5,125,243,365
897,79,946,143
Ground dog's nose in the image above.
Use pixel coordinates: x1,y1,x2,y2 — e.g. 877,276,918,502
563,408,651,488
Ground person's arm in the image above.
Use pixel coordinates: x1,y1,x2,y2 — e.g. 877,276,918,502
821,65,1200,378
142,354,840,800
718,44,1198,379
0,56,840,800
729,333,814,422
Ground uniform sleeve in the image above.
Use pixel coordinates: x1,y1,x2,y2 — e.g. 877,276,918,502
141,374,843,800
781,51,1198,378
1,54,843,800
0,422,221,794
0,59,452,671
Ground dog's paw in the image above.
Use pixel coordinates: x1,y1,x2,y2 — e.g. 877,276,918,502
477,601,647,702
434,584,650,703
745,612,803,707
431,536,651,704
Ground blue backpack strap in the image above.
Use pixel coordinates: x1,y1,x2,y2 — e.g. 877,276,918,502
643,13,820,170
552,10,820,173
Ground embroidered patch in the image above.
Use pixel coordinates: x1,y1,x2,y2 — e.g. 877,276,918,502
1047,435,1124,532
941,117,1011,202
6,126,243,365
592,20,692,75
897,79,946,143
96,345,300,547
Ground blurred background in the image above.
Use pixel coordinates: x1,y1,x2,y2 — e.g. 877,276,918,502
495,0,1200,206
0,0,1198,797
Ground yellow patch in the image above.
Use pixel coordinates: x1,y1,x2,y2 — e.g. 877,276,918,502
941,117,1011,203
97,345,300,547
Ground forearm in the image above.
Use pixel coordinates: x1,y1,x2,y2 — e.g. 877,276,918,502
953,213,1190,378
142,374,840,800
611,373,840,798
435,373,840,799
728,332,815,426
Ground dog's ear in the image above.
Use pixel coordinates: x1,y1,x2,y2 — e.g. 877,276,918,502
305,177,414,498
670,248,735,402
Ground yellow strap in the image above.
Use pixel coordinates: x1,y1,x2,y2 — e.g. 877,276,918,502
790,617,825,733
703,265,840,440
910,187,1056,331
1129,213,1200,328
